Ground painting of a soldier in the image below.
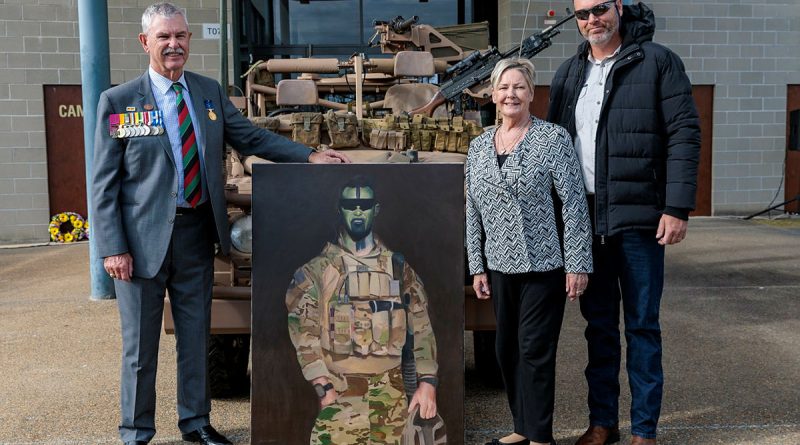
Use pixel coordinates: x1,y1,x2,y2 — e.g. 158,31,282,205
251,164,463,445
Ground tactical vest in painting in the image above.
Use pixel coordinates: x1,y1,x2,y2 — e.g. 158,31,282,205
327,250,407,358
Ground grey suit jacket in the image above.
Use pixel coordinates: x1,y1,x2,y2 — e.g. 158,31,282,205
92,70,312,279
465,117,593,276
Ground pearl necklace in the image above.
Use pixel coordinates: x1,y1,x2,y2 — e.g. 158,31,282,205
495,116,531,155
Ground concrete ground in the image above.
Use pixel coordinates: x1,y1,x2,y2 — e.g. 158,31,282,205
1,217,798,445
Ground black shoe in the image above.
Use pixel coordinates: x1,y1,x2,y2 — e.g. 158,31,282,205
123,442,148,445
486,438,529,445
181,425,233,445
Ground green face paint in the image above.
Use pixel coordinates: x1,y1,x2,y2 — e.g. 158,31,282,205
339,186,377,242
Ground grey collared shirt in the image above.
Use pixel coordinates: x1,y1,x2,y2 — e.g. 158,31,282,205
148,67,208,207
574,46,621,194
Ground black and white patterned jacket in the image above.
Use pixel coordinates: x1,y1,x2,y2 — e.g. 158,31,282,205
466,117,592,275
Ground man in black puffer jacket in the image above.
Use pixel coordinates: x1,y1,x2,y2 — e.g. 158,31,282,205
547,1,700,444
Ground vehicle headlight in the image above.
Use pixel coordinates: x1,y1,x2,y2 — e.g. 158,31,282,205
230,215,252,253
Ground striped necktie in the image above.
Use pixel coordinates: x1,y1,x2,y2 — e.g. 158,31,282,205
172,82,201,207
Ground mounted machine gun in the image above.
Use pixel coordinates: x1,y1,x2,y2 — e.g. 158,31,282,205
369,15,468,62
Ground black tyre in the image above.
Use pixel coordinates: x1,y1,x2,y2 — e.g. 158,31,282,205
473,330,504,388
208,334,251,398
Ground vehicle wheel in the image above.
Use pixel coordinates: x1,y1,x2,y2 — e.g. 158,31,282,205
208,334,250,398
473,330,504,388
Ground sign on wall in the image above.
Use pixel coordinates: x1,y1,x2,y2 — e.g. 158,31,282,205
202,23,232,39
43,85,87,218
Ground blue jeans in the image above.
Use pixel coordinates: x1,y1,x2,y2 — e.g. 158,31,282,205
579,230,665,439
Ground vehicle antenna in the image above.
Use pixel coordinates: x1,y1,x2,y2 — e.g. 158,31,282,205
518,0,533,58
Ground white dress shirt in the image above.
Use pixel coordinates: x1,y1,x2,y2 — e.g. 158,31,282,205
148,67,208,207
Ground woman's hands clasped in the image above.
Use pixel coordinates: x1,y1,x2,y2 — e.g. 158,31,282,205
476,272,588,301
566,273,588,301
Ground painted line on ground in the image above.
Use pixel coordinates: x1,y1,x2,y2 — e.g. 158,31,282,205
466,423,800,435
0,432,249,445
666,285,800,290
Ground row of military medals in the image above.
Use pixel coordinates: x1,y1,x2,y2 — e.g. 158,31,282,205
109,110,165,138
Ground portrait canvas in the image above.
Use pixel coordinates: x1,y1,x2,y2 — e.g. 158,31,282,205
251,163,465,445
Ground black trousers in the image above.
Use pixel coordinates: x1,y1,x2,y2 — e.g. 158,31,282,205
489,268,566,443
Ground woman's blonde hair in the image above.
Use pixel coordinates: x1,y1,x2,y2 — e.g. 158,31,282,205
490,58,536,90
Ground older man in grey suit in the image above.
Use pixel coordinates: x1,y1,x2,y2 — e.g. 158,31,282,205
91,3,349,444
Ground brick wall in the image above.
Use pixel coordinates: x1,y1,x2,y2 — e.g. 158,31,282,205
2,0,799,244
504,0,800,215
0,0,231,244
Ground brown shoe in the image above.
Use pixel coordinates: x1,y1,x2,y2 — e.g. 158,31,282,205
630,436,656,445
575,425,620,445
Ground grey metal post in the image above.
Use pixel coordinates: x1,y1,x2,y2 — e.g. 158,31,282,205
78,0,114,300
220,0,228,93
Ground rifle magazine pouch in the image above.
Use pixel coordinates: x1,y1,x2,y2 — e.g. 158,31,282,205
410,114,424,150
466,120,485,153
397,115,411,151
370,309,391,355
421,117,438,151
378,130,390,149
369,129,381,149
434,117,450,152
393,131,408,151
331,303,354,355
325,110,360,148
360,118,380,146
369,129,390,150
449,116,464,153
387,131,398,151
351,302,374,356
290,112,323,147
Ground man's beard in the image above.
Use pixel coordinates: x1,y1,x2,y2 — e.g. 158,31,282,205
584,19,619,45
345,218,370,241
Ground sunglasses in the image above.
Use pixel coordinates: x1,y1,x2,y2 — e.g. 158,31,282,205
574,0,616,20
340,199,376,211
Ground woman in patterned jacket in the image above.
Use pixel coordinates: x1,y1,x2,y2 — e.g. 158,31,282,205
465,58,593,445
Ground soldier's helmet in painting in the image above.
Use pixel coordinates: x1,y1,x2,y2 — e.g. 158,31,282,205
401,405,447,445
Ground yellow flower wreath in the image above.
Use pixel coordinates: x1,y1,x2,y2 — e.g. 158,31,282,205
49,212,88,243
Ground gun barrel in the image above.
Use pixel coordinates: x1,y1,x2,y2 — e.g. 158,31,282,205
423,11,574,114
504,12,575,59
445,50,482,76
392,15,418,33
542,12,575,37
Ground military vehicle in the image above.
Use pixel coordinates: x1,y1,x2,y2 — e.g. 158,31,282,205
164,12,572,396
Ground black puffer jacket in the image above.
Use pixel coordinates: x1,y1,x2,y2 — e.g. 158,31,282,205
547,3,700,236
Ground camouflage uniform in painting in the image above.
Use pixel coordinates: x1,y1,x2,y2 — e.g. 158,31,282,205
287,238,438,445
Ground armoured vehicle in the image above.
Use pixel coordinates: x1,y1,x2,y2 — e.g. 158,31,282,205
163,13,573,396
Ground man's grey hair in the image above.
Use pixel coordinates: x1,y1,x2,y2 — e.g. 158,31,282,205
490,58,537,90
141,2,188,34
